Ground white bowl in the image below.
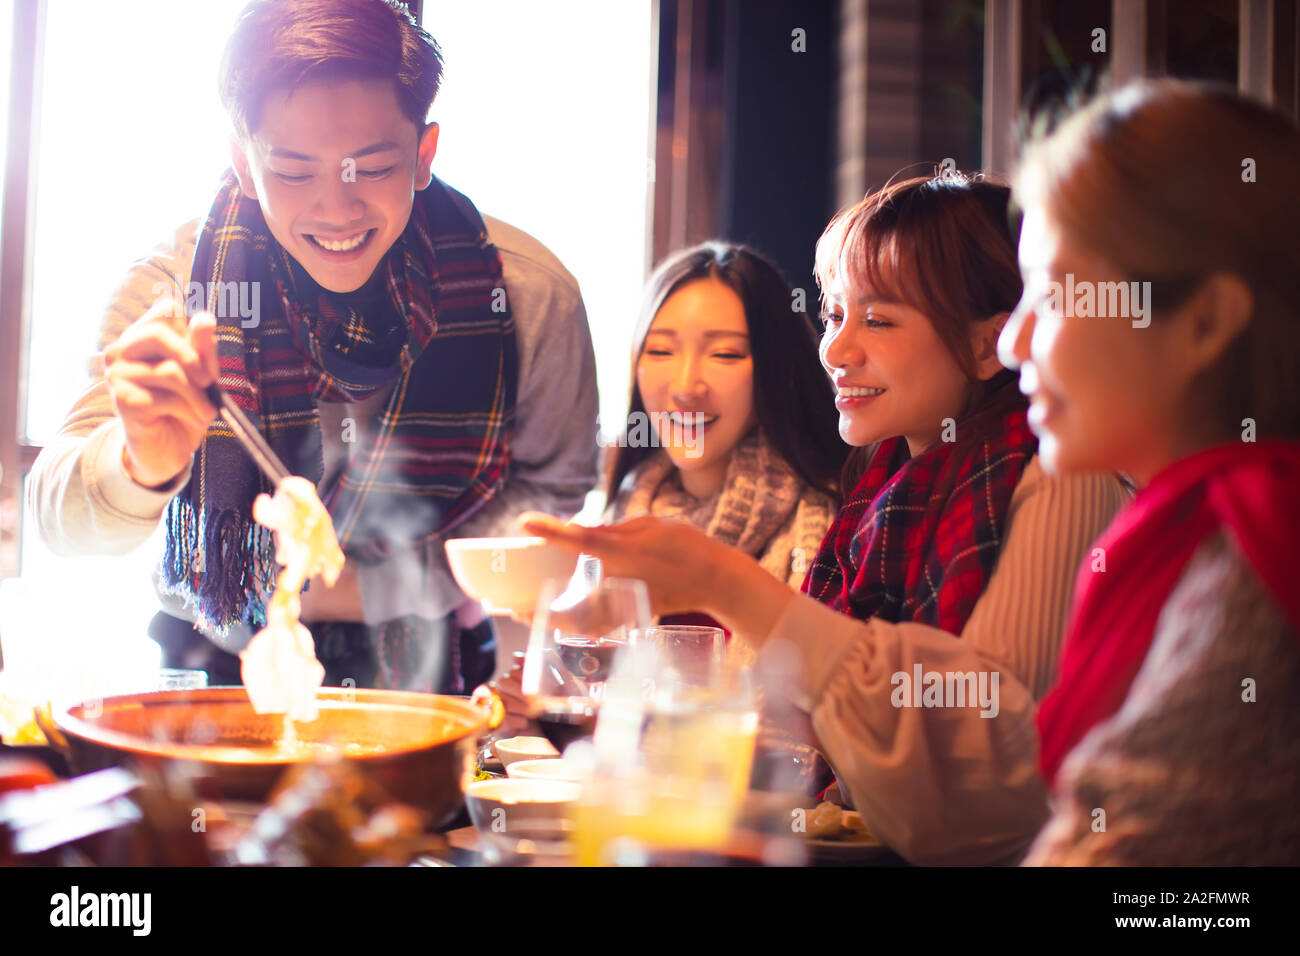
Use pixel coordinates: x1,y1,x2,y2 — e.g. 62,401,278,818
464,778,582,834
444,536,577,616
492,735,560,768
506,758,584,783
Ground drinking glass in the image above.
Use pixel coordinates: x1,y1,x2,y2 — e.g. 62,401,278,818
477,817,577,867
521,576,651,751
632,625,725,689
572,634,758,865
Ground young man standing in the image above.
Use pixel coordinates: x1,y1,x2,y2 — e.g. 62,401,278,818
28,0,598,693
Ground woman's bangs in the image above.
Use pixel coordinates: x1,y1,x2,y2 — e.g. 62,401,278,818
844,217,930,314
817,205,927,313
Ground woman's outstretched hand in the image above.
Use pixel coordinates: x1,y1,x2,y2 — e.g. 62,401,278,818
518,512,798,643
519,512,725,618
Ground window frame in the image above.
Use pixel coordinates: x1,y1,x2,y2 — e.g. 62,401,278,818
1,0,46,581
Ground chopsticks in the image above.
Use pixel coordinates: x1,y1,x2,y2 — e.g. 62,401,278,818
159,277,290,488
204,383,291,486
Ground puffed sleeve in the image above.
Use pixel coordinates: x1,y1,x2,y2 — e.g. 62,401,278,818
760,461,1127,864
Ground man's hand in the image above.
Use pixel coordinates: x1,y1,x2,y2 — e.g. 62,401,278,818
104,295,218,489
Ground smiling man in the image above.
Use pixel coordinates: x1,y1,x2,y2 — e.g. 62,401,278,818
28,0,597,693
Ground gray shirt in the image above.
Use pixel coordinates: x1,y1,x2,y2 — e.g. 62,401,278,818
27,214,599,651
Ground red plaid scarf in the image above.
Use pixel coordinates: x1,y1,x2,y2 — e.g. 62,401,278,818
802,403,1036,633
163,173,517,636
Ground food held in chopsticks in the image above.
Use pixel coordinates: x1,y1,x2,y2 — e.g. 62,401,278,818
239,476,345,723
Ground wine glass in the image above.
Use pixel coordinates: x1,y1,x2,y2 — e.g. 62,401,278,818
521,576,651,751
571,553,602,593
632,625,726,690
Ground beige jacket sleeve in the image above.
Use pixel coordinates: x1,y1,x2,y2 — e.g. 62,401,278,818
26,223,199,556
762,458,1128,865
28,215,597,633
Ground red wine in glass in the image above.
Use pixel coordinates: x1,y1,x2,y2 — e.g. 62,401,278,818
533,696,599,750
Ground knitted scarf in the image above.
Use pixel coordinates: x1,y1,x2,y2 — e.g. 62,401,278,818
162,172,517,637
802,405,1037,634
611,428,834,579
1037,440,1300,787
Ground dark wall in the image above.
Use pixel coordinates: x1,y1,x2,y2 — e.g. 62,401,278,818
719,0,836,303
918,0,985,174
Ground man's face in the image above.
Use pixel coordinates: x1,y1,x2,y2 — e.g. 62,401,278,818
231,78,438,293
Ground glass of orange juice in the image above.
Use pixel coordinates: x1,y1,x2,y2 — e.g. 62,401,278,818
571,629,757,866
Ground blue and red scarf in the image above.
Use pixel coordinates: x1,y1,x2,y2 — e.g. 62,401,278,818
802,402,1037,634
162,172,517,637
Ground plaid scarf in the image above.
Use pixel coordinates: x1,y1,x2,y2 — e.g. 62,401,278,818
801,403,1036,634
162,172,517,637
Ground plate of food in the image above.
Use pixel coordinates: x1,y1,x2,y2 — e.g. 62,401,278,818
800,801,906,866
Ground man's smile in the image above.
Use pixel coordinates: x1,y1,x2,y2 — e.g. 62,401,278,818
305,229,375,251
302,228,379,261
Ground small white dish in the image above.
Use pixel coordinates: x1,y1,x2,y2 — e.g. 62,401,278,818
505,757,583,783
464,778,582,834
492,735,560,768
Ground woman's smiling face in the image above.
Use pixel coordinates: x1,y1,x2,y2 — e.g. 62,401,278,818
818,276,974,456
231,78,438,294
635,278,759,491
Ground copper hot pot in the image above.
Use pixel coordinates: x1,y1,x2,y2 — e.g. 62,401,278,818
49,686,491,827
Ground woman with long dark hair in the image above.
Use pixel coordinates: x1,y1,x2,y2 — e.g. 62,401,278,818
525,173,1128,864
603,242,844,595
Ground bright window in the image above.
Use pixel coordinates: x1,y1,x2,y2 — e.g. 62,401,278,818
15,0,249,699
25,0,248,446
0,2,11,219
422,1,656,456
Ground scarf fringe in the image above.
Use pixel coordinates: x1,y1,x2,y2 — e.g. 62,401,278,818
161,496,275,638
160,173,514,638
